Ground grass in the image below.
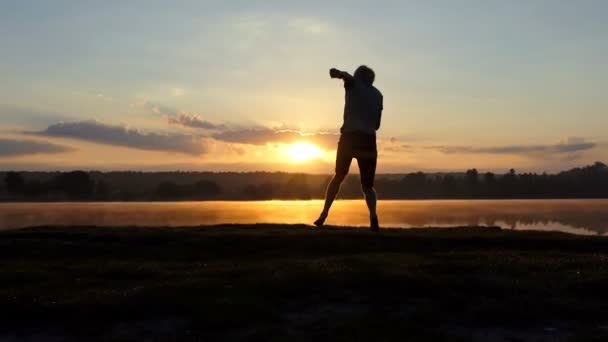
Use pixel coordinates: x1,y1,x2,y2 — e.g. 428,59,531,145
2,224,608,341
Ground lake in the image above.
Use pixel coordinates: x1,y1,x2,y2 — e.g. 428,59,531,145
1,199,607,235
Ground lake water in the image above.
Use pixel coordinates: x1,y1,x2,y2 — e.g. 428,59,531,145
1,199,607,235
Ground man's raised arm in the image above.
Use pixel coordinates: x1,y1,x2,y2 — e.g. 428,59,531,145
329,68,354,83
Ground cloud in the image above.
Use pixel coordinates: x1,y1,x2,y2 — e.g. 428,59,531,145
171,88,185,97
430,141,596,155
96,93,113,101
137,100,224,131
31,120,208,155
167,112,226,130
288,17,330,35
559,143,596,153
0,138,73,157
140,101,178,117
212,128,339,149
382,144,411,153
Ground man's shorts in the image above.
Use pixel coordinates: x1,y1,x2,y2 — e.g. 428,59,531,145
335,131,377,188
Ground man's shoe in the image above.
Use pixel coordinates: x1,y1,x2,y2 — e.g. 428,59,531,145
370,216,380,232
314,213,327,227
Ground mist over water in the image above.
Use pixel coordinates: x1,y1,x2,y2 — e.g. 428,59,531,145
1,200,607,235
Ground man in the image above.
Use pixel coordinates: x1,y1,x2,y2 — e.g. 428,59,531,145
314,65,384,231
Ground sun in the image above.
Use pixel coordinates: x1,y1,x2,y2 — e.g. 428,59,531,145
287,142,322,162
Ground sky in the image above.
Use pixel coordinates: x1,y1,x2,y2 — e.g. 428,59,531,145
1,0,606,173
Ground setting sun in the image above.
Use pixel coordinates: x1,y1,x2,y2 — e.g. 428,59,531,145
287,142,322,162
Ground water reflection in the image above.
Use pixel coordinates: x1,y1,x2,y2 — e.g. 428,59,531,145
0,200,607,235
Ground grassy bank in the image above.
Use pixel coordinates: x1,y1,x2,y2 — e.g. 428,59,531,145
2,224,608,341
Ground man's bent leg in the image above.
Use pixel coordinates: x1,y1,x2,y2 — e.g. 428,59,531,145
316,172,347,224
315,141,352,227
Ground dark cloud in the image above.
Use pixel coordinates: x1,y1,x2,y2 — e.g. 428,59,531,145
0,138,73,157
168,112,226,130
212,128,339,149
141,101,225,131
430,142,596,155
31,120,208,155
553,142,595,153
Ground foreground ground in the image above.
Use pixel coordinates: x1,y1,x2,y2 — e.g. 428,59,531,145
2,224,608,341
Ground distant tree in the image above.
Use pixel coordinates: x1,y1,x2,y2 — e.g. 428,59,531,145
24,180,47,198
466,169,478,185
338,175,363,199
465,169,479,198
5,172,25,195
318,176,332,198
375,178,401,199
441,175,457,198
483,172,496,198
282,174,312,199
401,172,428,198
483,172,495,183
242,184,260,199
119,191,136,201
156,181,182,199
499,169,518,198
192,180,221,198
53,171,94,199
94,180,111,200
257,182,277,199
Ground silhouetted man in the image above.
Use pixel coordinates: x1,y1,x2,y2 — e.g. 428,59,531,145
315,65,383,231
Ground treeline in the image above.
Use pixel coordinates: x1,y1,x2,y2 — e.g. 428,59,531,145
1,171,224,201
1,162,607,201
376,163,608,199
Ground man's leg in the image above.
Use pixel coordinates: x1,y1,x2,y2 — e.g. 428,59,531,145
357,155,379,231
362,185,377,219
315,140,351,227
314,172,347,226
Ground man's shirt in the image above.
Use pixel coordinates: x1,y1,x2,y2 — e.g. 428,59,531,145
341,78,383,136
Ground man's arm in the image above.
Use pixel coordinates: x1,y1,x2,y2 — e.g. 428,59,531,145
329,68,354,83
376,94,383,130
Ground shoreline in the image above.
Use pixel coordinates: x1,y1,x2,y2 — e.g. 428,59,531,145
2,197,608,203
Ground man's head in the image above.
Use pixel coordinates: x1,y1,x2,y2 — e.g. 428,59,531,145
354,65,375,86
